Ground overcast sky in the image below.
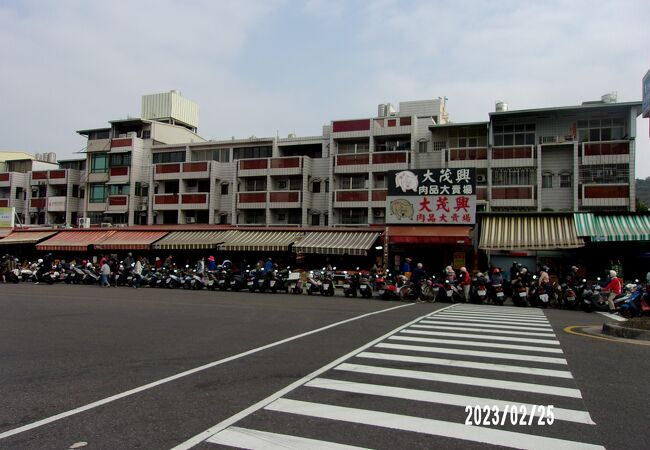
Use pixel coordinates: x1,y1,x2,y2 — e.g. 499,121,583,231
2,0,649,176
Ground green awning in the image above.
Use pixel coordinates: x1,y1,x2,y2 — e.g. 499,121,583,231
574,213,650,242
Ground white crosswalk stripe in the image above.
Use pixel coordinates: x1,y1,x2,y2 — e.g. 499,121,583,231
194,304,603,449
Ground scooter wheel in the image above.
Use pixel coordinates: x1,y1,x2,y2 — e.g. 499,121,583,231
307,290,312,295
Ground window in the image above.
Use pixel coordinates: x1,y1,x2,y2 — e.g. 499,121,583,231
492,168,536,186
15,187,23,200
153,151,185,164
245,178,267,192
418,141,428,153
72,185,79,198
213,148,230,162
448,127,487,148
493,123,535,147
339,208,368,225
325,180,329,192
221,183,229,195
560,173,572,188
110,153,131,167
233,146,272,160
311,214,320,226
89,184,107,203
337,142,369,154
88,130,110,140
542,173,553,189
109,184,129,196
312,181,321,193
374,174,386,188
91,153,109,173
324,214,329,226
375,140,410,152
244,210,265,224
579,164,629,184
339,175,367,189
432,141,446,152
219,214,228,224
142,130,151,139
577,118,624,142
134,182,141,196
278,213,286,221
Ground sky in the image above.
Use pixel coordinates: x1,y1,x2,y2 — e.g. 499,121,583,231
1,0,650,176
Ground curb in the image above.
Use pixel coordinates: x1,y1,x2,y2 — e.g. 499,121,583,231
602,322,650,341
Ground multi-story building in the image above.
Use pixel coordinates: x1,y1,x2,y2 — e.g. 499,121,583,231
78,90,205,226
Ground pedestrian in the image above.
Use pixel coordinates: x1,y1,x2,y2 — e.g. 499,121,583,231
646,270,650,286
603,270,622,314
133,256,143,288
100,260,111,287
207,255,217,271
459,267,471,302
402,258,412,279
154,257,162,269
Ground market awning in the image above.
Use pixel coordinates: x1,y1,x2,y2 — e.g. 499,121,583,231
36,230,117,252
152,230,235,250
218,231,304,252
479,216,584,250
293,231,380,256
387,226,472,245
94,231,169,250
0,229,11,239
574,213,650,242
0,230,58,245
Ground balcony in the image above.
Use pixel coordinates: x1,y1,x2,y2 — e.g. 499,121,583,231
31,171,49,181
87,200,107,212
332,119,371,136
270,157,302,176
109,166,130,183
48,170,67,184
580,184,630,207
581,141,630,165
334,189,369,207
87,170,109,183
181,193,209,209
154,163,182,180
237,159,269,177
334,153,370,174
107,195,129,212
448,147,488,168
30,198,46,211
477,187,488,201
0,198,8,207
180,161,210,178
86,138,110,153
237,192,267,209
269,191,301,208
46,196,67,212
490,146,536,167
0,173,9,186
372,117,412,136
153,194,180,210
490,186,536,207
111,137,132,149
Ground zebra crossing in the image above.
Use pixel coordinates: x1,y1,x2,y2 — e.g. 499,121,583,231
199,304,604,449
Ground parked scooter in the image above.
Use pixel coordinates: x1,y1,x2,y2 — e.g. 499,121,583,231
287,271,304,294
343,270,359,298
320,268,335,296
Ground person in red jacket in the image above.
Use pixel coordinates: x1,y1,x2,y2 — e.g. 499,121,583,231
459,267,472,302
603,270,622,313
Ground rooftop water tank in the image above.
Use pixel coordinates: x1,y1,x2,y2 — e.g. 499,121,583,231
496,101,508,112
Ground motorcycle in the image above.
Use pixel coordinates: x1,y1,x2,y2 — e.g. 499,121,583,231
618,284,650,318
471,274,489,304
228,271,246,292
320,269,335,296
287,271,304,294
529,277,550,308
511,278,529,307
560,282,578,309
343,270,359,297
441,279,463,303
305,271,322,296
490,282,505,305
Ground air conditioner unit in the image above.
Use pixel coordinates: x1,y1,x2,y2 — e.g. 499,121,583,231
186,217,196,224
78,217,91,228
100,222,112,228
477,174,487,183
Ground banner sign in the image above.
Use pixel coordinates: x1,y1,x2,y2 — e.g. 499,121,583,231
643,68,650,118
386,168,477,225
0,207,15,228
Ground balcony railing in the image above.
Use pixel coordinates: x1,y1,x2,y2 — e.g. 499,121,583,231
270,157,301,169
583,184,629,199
371,190,387,201
582,141,629,156
449,147,488,161
110,166,129,177
154,194,179,205
239,159,268,170
372,152,408,164
31,171,48,180
108,195,128,206
336,190,369,202
336,154,370,166
491,186,535,200
182,162,208,172
491,146,536,159
0,173,9,182
477,187,487,201
181,193,208,204
49,170,66,179
269,191,300,203
155,163,181,174
111,138,132,148
0,199,8,207
30,198,46,209
238,192,267,203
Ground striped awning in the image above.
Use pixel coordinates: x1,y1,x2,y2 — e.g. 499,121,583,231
218,231,304,252
479,216,584,250
574,213,650,242
36,230,117,252
293,231,380,256
387,226,472,245
152,230,236,250
0,230,58,245
94,231,169,250
0,229,11,239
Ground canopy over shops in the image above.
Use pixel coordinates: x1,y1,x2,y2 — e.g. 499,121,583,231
0,230,58,245
479,215,584,250
152,230,235,250
36,230,117,252
218,231,304,252
293,231,380,256
95,231,169,251
574,213,650,242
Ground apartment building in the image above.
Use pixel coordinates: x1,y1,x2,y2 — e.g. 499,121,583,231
78,90,206,226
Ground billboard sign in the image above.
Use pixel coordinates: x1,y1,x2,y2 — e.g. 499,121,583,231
386,168,477,225
641,70,650,117
0,207,15,228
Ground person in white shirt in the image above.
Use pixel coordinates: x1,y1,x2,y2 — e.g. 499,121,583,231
133,257,143,289
100,262,111,287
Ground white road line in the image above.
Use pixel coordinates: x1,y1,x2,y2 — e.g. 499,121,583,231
265,399,604,450
596,311,627,322
434,314,551,325
401,329,560,345
169,304,459,450
420,320,554,332
335,363,582,398
438,312,548,321
206,426,370,449
389,335,564,353
356,352,573,378
375,343,567,364
411,324,556,337
0,303,417,442
306,378,595,425
450,307,546,315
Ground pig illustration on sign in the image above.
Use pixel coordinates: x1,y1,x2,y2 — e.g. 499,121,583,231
390,199,414,220
394,170,418,193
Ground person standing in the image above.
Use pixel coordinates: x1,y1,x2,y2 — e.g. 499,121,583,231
402,258,412,280
603,270,622,314
100,260,111,287
133,256,143,289
459,267,471,302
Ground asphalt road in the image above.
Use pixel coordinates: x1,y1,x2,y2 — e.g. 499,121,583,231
0,283,648,450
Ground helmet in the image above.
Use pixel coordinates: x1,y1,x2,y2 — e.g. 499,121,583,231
86,262,93,268
267,257,272,262
494,268,500,273
542,266,549,272
38,258,43,264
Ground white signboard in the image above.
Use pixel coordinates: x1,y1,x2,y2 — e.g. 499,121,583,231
0,207,15,228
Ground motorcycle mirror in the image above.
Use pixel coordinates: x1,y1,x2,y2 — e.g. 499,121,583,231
333,267,337,270
582,278,586,282
322,267,326,271
635,279,639,283
356,267,360,270
597,277,601,281
532,275,537,280
186,264,189,268
343,271,348,275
